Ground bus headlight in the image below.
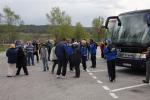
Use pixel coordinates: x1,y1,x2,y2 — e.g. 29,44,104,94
140,54,146,59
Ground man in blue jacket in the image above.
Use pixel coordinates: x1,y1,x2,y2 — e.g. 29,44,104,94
80,40,88,71
66,41,74,71
55,39,68,78
104,42,117,82
89,39,97,68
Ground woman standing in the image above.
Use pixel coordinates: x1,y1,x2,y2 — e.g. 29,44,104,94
104,42,117,82
6,44,17,77
16,47,29,75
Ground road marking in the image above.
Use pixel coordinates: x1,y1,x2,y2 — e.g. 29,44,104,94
92,76,97,79
97,80,103,84
110,83,148,92
110,93,118,99
87,69,107,73
103,86,110,90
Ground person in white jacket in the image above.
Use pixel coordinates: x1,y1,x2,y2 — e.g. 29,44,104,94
50,43,58,74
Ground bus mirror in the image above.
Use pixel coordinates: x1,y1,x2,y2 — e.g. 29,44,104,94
118,22,121,26
146,13,150,27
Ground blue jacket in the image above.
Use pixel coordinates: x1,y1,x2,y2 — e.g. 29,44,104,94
55,42,67,61
90,43,97,55
6,48,17,64
104,47,117,61
80,46,88,57
66,45,73,56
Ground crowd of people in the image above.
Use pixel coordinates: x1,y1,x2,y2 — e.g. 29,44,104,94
6,39,99,79
5,38,150,84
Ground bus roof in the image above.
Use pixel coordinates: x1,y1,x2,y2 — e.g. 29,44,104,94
119,9,150,16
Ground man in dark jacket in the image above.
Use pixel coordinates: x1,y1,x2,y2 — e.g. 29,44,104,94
16,47,29,75
143,47,150,83
32,40,39,63
55,39,68,78
72,42,81,78
46,40,53,61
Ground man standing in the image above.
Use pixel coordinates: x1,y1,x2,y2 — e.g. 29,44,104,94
32,40,39,63
26,41,34,66
104,42,117,82
89,39,97,68
55,39,67,78
46,40,53,61
80,40,88,71
143,47,150,83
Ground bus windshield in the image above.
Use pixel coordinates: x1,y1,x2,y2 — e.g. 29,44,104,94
110,12,150,46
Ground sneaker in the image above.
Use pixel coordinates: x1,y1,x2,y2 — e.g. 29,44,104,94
57,75,61,79
143,80,149,83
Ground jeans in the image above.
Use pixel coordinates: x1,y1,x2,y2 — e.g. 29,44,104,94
42,58,49,71
27,52,34,66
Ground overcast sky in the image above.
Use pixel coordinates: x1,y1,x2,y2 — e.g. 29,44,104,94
0,0,150,27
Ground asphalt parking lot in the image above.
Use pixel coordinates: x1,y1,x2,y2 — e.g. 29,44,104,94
0,50,150,100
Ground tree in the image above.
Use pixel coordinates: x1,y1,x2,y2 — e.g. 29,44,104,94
2,6,22,42
46,7,73,39
92,17,104,41
74,22,88,40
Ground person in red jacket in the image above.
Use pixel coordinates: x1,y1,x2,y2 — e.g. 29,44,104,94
100,41,105,58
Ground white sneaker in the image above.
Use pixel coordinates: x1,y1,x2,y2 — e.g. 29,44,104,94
56,75,61,79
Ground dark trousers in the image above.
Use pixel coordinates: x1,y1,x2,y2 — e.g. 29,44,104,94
34,52,39,62
16,66,28,75
74,64,80,77
68,55,73,71
48,50,51,61
52,60,58,73
82,56,87,70
107,59,116,80
57,60,67,76
91,55,96,68
145,60,150,82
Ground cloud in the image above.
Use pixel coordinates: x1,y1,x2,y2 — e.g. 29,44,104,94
0,0,150,26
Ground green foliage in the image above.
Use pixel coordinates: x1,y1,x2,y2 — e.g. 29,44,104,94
3,6,21,25
91,17,104,41
74,22,89,40
0,6,22,42
46,7,73,39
